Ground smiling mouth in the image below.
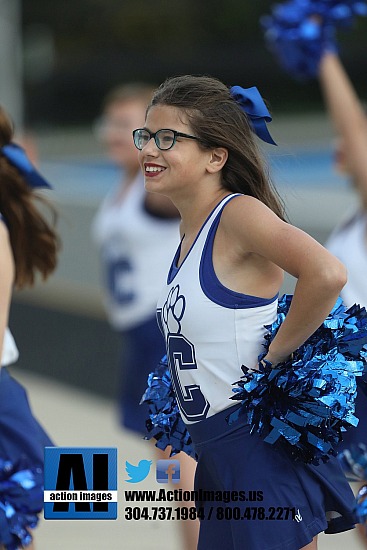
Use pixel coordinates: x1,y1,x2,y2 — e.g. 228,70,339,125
145,165,166,175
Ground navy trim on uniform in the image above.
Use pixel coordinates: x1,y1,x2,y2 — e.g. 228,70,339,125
167,194,238,285
199,199,278,309
186,404,245,446
167,236,183,283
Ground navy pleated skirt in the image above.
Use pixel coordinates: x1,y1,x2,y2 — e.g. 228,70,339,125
0,367,54,548
0,367,53,464
188,405,357,550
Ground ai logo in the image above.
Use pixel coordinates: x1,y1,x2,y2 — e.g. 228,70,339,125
44,447,117,519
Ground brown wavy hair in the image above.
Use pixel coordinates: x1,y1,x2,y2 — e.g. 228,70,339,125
0,106,59,288
149,75,286,221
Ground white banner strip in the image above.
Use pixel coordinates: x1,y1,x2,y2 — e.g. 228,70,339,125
44,490,118,503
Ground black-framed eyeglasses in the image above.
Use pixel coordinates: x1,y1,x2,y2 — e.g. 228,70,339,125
133,128,201,151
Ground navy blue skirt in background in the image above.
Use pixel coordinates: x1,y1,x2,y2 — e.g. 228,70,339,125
188,405,356,550
120,315,166,435
0,367,53,464
0,367,53,549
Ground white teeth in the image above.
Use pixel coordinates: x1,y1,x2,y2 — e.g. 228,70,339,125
145,166,164,172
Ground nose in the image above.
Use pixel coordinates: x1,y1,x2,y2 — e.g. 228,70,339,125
141,135,159,155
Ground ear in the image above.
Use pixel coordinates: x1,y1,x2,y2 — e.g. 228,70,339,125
206,147,228,174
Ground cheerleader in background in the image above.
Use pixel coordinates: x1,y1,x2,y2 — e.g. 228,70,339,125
261,0,367,541
0,105,59,549
319,39,367,550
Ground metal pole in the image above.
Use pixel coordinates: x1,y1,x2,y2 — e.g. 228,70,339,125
0,0,23,129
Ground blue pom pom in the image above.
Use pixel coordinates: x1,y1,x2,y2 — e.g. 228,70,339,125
0,457,43,549
141,356,197,459
261,0,367,80
229,294,367,465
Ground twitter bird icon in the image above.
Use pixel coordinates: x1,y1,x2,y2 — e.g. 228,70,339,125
125,459,152,483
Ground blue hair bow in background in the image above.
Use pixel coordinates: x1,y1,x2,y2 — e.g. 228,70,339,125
1,143,51,189
230,86,277,145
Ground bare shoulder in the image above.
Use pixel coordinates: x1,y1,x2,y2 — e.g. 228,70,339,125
219,193,342,280
225,194,278,215
221,194,283,235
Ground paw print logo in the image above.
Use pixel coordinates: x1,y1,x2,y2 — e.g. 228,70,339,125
162,285,186,335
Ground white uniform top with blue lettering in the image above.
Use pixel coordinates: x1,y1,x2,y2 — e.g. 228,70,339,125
157,194,278,425
92,173,179,330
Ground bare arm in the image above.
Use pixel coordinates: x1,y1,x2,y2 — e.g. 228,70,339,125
0,222,15,362
319,51,367,206
223,196,347,365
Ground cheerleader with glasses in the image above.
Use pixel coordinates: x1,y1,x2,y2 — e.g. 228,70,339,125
135,73,367,549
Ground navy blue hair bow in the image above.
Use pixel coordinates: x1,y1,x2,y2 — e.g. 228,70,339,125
230,86,277,145
1,143,52,189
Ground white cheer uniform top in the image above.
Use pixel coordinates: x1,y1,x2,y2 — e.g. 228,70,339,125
326,209,367,308
157,194,278,425
92,173,179,330
1,328,19,367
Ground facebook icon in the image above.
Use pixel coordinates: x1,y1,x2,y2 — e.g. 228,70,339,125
156,460,180,484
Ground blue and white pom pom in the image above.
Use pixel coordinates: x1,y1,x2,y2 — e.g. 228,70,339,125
229,295,367,465
141,356,197,459
261,0,367,79
0,457,44,550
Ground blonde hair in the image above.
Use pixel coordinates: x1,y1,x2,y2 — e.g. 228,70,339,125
103,82,156,110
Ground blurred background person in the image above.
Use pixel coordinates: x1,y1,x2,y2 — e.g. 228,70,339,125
0,105,59,549
261,1,367,543
319,48,367,547
320,51,367,306
91,83,199,550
